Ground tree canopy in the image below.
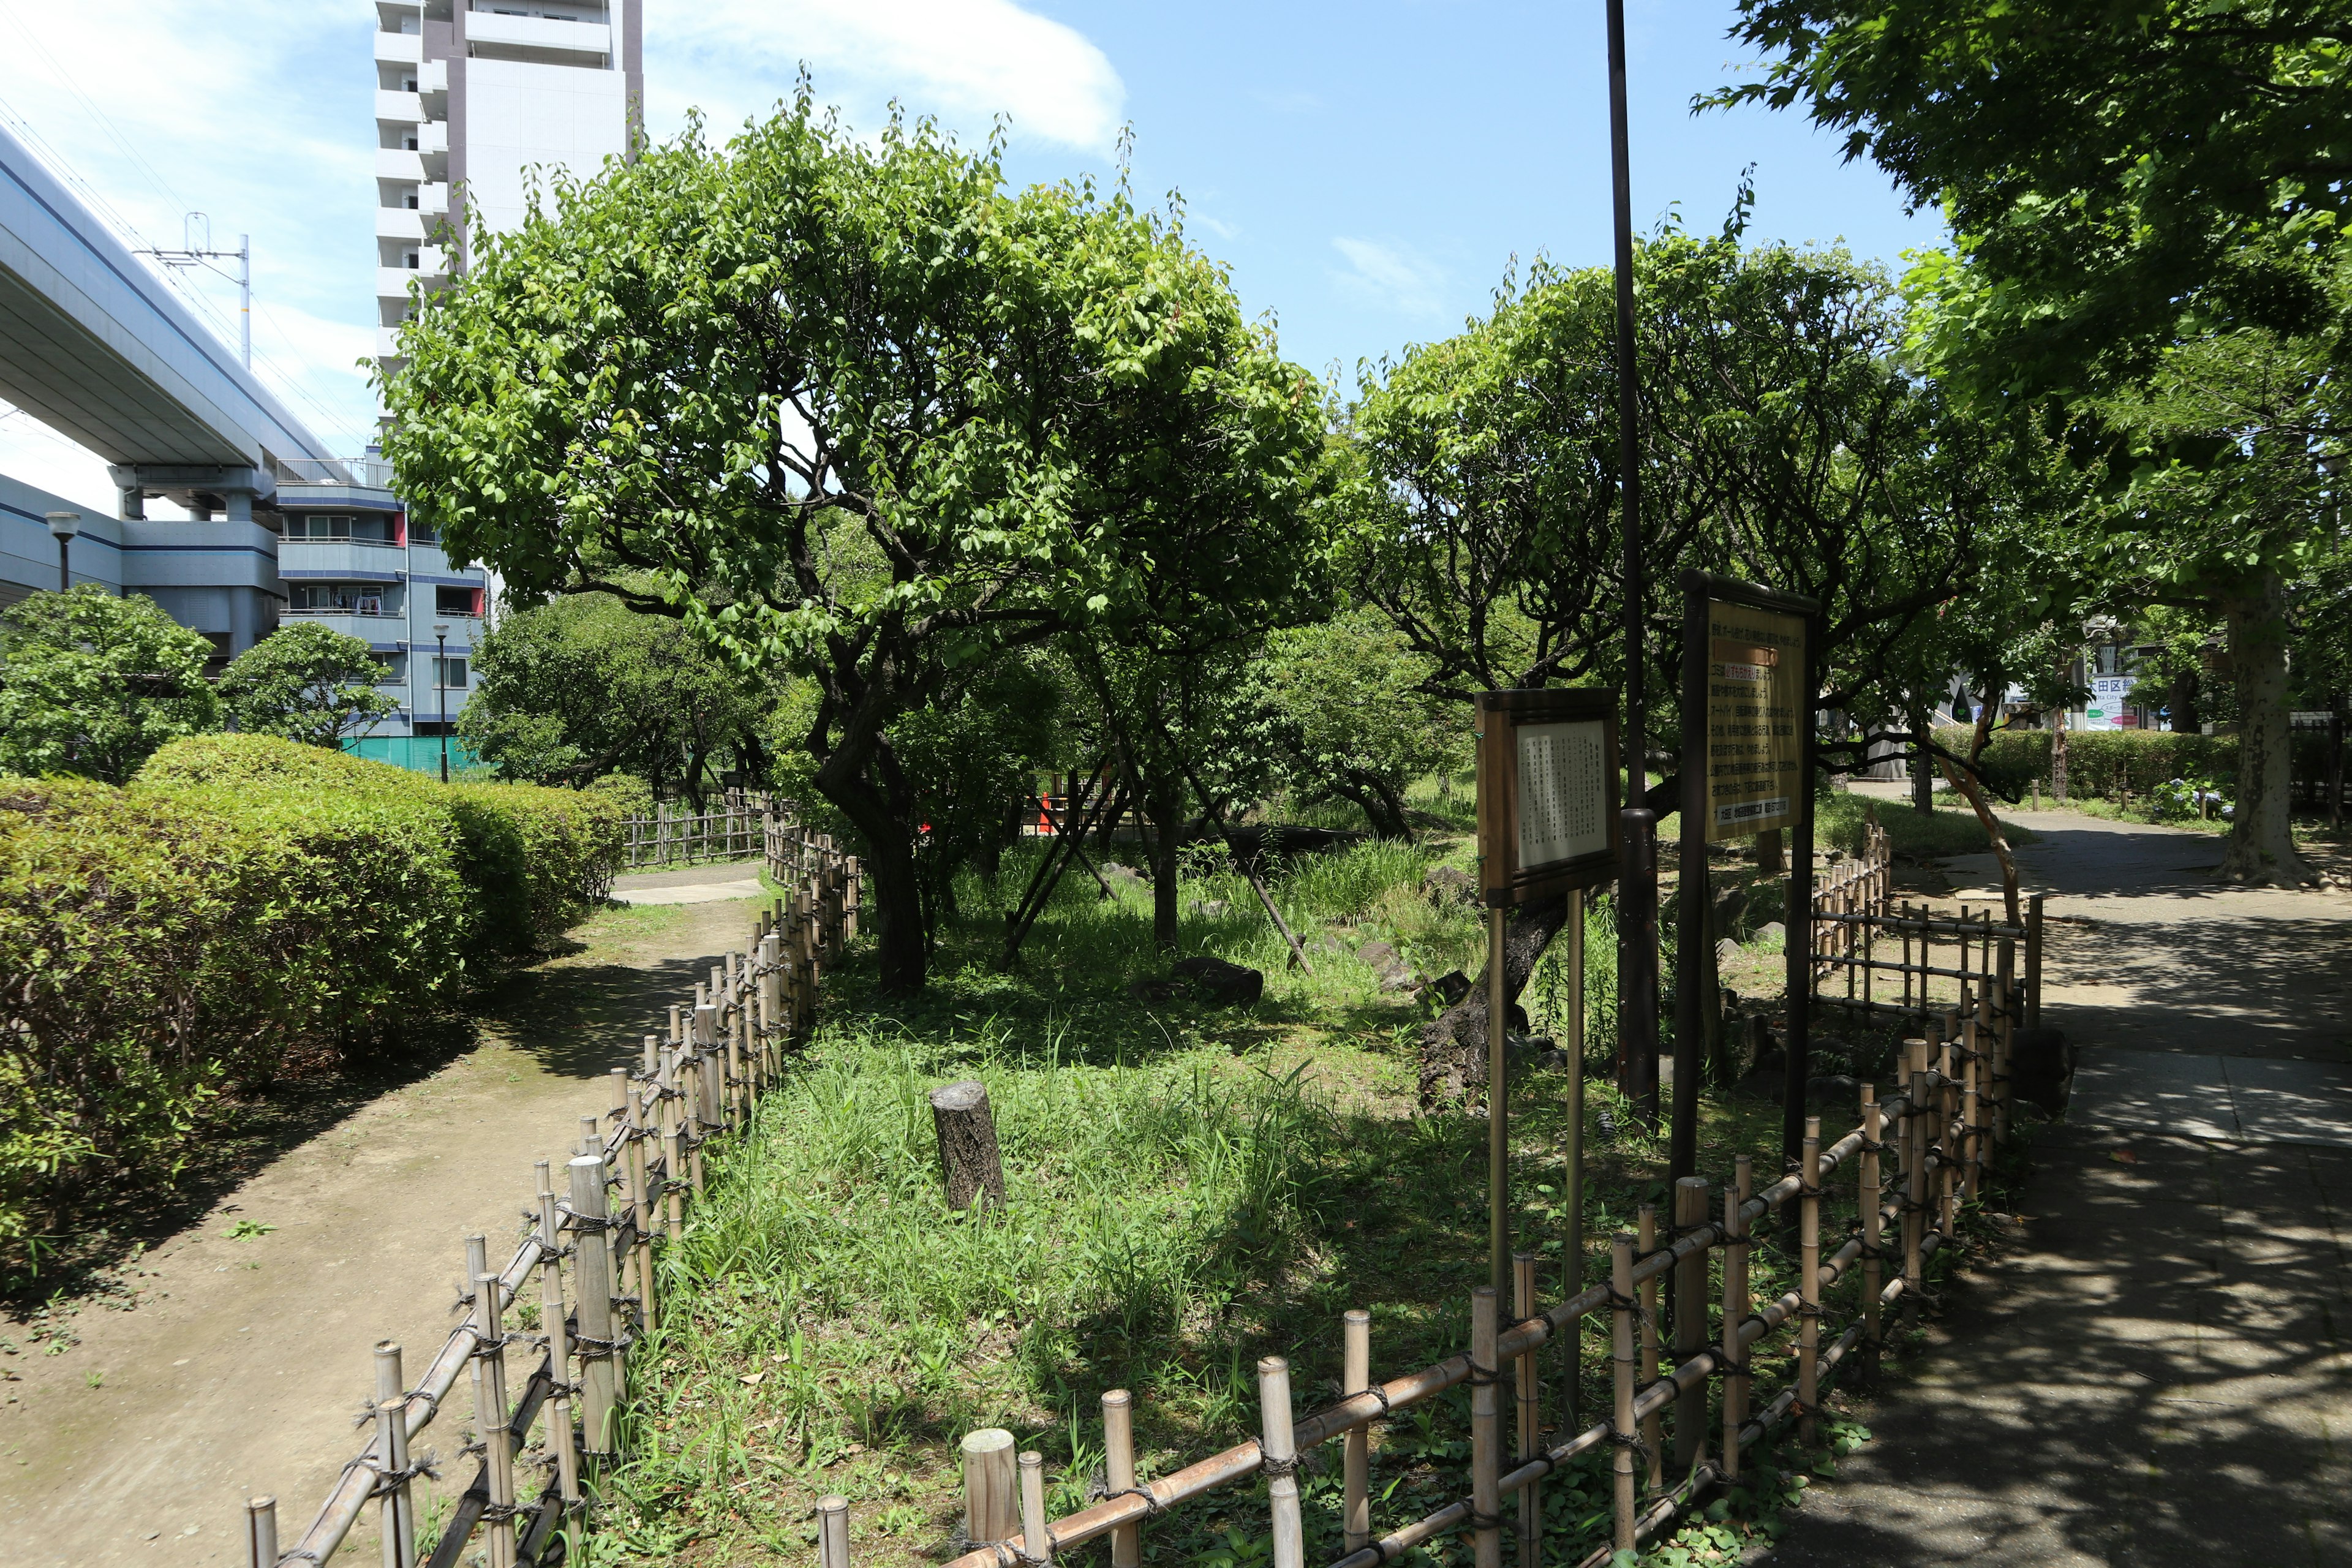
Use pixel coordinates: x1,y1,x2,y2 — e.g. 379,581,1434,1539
0,587,218,784
219,622,398,748
380,95,1329,991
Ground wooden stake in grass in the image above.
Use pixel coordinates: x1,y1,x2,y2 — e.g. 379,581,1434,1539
1903,1039,1928,1331
1672,1177,1708,1472
472,1270,517,1568
372,1341,415,1568
1259,1355,1305,1568
1609,1233,1638,1555
817,1494,851,1568
568,1154,620,1454
1468,1288,1502,1568
245,1494,277,1568
1342,1310,1371,1554
929,1080,1006,1211
1634,1205,1660,1491
1102,1390,1140,1568
1018,1449,1052,1565
960,1430,1017,1547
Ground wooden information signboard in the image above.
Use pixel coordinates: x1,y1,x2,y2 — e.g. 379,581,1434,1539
1474,688,1619,1295
1701,601,1807,842
1476,688,1621,906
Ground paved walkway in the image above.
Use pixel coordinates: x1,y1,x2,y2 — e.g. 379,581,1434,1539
1767,811,2352,1566
611,857,769,906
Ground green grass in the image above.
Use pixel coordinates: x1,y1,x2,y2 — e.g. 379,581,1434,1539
589,825,1983,1567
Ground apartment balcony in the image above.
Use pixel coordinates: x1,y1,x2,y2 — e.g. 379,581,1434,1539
279,610,407,647
417,182,450,216
375,326,409,361
279,538,407,583
418,59,448,94
375,89,425,127
466,10,611,57
376,207,429,242
374,29,423,65
418,121,448,156
376,148,427,183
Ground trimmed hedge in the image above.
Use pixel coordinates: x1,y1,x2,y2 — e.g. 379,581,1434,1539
1934,724,2342,805
0,737,623,1265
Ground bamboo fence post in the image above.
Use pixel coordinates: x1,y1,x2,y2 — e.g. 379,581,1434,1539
1798,1117,1822,1449
245,1494,277,1568
1904,1040,1928,1330
463,1232,489,1447
374,1341,415,1568
1940,1038,1961,1240
1609,1234,1637,1555
1468,1287,1502,1568
626,1081,656,1336
1259,1355,1305,1568
960,1429,1017,1546
1635,1205,1660,1491
472,1271,517,1568
577,1113,601,1161
1671,1177,1708,1473
845,854,861,943
537,1188,579,1507
1018,1449,1052,1564
1964,989,1989,1200
1512,1252,1541,1568
690,1003,718,1185
1860,1088,1883,1382
2026,893,2046,1030
758,934,783,1075
1994,938,2017,1145
817,1494,851,1568
660,1049,687,1233
724,983,747,1131
1719,1184,1747,1485
1102,1390,1140,1568
1562,886,1585,1435
568,1154,620,1454
1342,1310,1371,1554
1900,902,1912,1015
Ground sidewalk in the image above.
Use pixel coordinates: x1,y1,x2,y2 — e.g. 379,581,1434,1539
1765,810,2352,1566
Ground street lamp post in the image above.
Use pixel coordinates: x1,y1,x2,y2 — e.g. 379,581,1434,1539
44,513,79,592
433,623,451,783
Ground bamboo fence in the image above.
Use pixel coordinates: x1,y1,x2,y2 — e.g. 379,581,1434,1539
806,946,2026,1568
1807,826,2045,1029
239,817,861,1568
622,789,775,869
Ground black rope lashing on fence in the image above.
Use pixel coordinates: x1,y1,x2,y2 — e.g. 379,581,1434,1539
553,1201,628,1236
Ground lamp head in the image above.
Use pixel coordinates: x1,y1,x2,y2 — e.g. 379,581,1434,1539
44,511,80,541
432,622,449,639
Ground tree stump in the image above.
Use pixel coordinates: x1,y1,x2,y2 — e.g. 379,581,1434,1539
930,1080,1006,1211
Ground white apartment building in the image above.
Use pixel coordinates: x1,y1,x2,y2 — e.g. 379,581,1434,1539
372,0,643,370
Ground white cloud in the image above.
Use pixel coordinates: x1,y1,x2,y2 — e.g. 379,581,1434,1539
646,0,1126,156
1330,236,1450,320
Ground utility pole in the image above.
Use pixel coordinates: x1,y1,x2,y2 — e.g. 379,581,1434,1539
140,214,251,369
1605,0,1659,1128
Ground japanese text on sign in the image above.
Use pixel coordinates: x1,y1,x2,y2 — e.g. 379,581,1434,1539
1517,720,1610,869
1703,602,1806,842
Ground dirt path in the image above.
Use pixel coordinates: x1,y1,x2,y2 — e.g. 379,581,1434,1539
0,872,767,1567
1765,809,2352,1566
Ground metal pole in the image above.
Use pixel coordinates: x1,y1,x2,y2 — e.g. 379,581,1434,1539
1671,573,1706,1182
56,535,68,594
434,624,450,782
1488,904,1509,1292
239,234,251,369
1605,0,1657,1131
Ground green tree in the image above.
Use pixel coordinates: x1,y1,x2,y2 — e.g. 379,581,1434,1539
219,622,397,747
458,594,764,803
1711,0,2352,396
381,98,1327,992
0,586,218,783
1256,607,1458,840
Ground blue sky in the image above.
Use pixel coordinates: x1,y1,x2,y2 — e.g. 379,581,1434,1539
0,0,1942,512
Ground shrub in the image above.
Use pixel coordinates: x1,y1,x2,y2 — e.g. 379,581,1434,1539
0,737,625,1266
0,586,218,783
1930,726,2296,802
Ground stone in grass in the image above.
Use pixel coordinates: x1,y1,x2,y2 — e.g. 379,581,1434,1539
1102,862,1151,890
1423,865,1478,907
1715,937,1741,967
1191,898,1232,918
1356,940,1399,970
1754,921,1785,947
1379,968,1419,993
1172,954,1264,1006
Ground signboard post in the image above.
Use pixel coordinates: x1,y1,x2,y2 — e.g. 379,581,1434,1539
1677,573,1821,1180
1477,690,1619,1295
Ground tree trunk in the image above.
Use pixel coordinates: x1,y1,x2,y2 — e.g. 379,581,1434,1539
2169,667,2201,736
1910,695,1934,814
1418,894,1574,1107
928,1080,1006,1210
1337,771,1414,841
1142,784,1184,951
1755,827,1784,875
813,746,928,994
2051,706,2070,802
2218,571,2314,885
1937,679,2021,925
